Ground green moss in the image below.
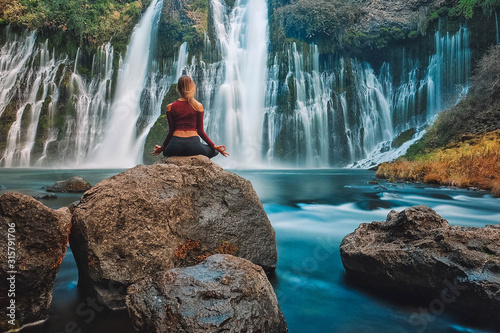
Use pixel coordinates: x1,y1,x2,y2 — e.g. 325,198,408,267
0,101,18,142
142,84,179,164
391,128,416,148
2,0,153,53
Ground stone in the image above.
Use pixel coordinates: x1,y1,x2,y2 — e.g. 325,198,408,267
126,254,288,333
0,192,72,331
352,0,443,34
70,156,278,310
32,194,58,200
45,176,92,193
340,205,500,327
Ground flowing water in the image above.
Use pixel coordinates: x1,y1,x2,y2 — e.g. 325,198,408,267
0,168,498,333
496,11,499,45
0,0,472,169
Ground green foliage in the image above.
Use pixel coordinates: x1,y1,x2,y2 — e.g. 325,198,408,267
451,0,478,19
142,84,179,164
425,0,500,26
273,0,364,50
392,128,417,148
0,0,152,52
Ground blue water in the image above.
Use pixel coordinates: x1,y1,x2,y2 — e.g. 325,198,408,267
1,168,498,333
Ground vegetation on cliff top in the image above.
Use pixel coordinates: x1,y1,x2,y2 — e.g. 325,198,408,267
0,0,152,53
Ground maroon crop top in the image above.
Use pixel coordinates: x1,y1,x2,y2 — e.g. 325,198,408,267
162,100,215,148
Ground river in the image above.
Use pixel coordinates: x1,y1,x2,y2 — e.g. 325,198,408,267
0,168,498,333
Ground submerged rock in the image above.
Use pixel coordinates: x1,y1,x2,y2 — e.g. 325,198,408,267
32,193,58,200
0,192,72,331
340,205,500,327
70,156,278,310
46,176,92,193
126,254,288,333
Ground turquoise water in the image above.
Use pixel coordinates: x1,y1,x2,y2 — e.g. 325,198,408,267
1,168,498,333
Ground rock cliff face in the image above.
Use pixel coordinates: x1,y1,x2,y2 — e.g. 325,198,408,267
126,254,288,333
352,0,444,33
0,193,72,331
340,205,500,327
70,155,278,310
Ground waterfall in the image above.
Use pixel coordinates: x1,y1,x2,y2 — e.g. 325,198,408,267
175,42,189,80
496,11,499,45
90,0,164,168
0,29,37,118
426,25,470,117
0,32,68,167
205,0,269,165
0,4,473,168
54,43,115,166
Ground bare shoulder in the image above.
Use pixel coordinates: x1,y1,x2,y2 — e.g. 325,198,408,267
166,103,172,112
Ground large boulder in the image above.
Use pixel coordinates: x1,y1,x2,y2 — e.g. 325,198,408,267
126,254,288,333
0,192,72,332
46,176,92,193
70,156,278,310
340,205,500,327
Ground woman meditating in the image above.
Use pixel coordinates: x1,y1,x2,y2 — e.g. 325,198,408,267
151,75,229,158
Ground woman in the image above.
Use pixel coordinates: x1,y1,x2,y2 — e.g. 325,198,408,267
151,75,229,158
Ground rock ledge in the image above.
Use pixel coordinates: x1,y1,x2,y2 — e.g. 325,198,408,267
340,205,500,326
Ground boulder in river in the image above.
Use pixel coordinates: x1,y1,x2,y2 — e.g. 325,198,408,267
0,192,72,331
46,176,92,193
70,156,278,310
339,205,500,328
126,254,288,333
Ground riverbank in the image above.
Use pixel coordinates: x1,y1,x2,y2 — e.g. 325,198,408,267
376,130,500,196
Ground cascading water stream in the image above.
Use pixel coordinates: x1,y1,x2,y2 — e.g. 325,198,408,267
496,11,499,45
207,0,269,165
89,0,164,168
1,36,68,167
0,6,472,168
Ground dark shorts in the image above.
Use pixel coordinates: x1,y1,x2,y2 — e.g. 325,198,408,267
163,136,218,159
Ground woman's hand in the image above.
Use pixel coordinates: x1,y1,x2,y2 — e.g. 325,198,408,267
151,145,163,156
214,145,229,157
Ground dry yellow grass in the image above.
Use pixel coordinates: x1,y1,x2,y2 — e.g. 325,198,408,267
377,130,500,196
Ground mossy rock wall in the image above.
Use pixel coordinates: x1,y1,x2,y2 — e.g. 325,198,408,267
142,84,179,164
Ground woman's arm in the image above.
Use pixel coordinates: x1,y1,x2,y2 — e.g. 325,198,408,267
196,109,215,148
151,104,174,156
162,110,175,148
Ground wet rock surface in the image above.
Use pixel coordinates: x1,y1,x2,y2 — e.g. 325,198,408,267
0,192,72,331
70,156,278,310
340,205,500,327
45,176,92,193
126,254,288,333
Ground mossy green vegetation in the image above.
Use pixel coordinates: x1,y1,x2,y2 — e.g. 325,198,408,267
391,128,416,148
0,0,152,54
158,0,211,62
142,83,179,164
270,0,364,53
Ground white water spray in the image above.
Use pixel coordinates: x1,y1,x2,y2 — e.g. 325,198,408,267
208,0,269,165
90,0,164,168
